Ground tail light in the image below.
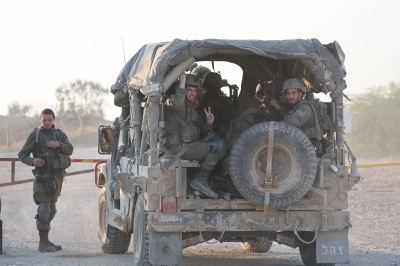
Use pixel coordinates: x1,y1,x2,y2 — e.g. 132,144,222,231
162,197,176,213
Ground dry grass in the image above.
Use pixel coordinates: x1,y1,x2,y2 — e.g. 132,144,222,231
0,115,112,152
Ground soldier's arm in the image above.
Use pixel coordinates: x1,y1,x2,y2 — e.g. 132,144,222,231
18,131,36,166
57,130,74,156
277,106,289,118
169,87,186,113
284,104,313,128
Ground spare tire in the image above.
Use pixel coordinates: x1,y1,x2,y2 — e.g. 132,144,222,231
229,122,317,208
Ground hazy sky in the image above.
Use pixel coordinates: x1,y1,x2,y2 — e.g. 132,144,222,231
1,0,399,120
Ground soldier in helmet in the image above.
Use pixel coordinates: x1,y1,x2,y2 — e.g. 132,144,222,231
191,65,211,85
255,78,289,121
269,78,290,120
282,77,320,145
162,73,224,199
197,72,238,137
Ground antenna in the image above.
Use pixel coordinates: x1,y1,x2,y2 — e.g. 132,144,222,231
121,36,128,82
13,106,34,128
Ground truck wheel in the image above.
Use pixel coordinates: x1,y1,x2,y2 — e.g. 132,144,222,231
242,237,273,253
229,122,317,208
97,186,131,254
133,196,151,265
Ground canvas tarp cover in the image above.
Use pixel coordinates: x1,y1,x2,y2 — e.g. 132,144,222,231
111,38,346,95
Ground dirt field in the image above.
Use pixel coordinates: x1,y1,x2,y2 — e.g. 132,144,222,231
0,146,399,266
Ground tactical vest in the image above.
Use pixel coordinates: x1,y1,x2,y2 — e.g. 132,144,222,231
35,127,71,170
162,105,200,143
297,99,332,140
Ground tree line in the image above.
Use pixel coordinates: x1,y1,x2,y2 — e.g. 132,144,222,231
7,80,108,118
7,80,400,159
348,81,400,160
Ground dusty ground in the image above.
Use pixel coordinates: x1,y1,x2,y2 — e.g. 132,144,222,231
0,146,399,266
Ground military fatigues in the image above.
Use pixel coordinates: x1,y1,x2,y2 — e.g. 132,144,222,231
162,86,223,198
284,99,320,146
162,87,213,160
18,125,73,231
197,92,238,137
258,104,288,122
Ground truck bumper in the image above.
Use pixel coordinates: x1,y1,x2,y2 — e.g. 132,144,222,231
148,210,350,232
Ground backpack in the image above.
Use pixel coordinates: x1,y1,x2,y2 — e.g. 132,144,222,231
299,98,332,139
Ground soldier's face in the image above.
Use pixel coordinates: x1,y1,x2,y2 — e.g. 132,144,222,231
40,114,55,129
186,86,197,102
286,88,302,105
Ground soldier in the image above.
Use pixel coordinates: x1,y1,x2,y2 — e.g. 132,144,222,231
191,65,211,85
197,72,238,137
191,65,211,108
255,78,289,121
270,77,290,120
282,77,321,146
18,109,73,253
162,73,223,199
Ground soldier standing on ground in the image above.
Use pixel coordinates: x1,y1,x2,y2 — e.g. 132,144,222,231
18,108,73,253
162,73,224,199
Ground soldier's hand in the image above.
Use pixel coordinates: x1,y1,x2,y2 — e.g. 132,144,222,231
179,72,186,88
33,158,45,167
204,106,214,125
270,99,281,109
46,141,60,149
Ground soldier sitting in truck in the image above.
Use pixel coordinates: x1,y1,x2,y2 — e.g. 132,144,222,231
161,73,224,199
282,77,332,154
197,72,238,137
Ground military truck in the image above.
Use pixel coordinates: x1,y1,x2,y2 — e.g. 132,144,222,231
95,39,360,266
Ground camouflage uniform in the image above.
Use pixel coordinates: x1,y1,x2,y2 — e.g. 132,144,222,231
18,125,73,232
284,99,321,147
162,74,221,199
197,72,238,137
283,78,320,147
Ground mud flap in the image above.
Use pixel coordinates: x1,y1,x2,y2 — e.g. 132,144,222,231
316,228,350,264
149,232,182,265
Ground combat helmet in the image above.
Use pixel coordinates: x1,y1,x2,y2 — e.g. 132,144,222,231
282,77,306,93
191,65,211,84
255,78,274,100
185,74,200,88
202,72,223,88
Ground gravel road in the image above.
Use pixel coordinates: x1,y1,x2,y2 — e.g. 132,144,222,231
0,146,399,266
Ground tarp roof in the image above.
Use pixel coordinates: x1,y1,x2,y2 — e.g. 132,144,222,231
111,38,346,94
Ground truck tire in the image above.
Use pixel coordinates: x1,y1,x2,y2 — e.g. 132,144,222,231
242,237,273,253
97,186,131,254
229,122,317,208
133,196,151,265
299,232,335,266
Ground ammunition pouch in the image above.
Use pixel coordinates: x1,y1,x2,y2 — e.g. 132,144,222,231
180,122,199,143
36,175,57,197
303,127,322,140
49,153,71,170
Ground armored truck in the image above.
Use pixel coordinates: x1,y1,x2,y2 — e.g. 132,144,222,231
96,39,360,266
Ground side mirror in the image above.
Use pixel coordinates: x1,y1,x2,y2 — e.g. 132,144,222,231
98,126,114,154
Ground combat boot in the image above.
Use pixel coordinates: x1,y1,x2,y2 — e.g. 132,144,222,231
190,168,218,199
38,231,56,253
45,230,62,251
